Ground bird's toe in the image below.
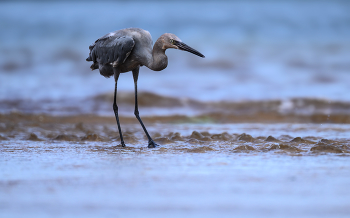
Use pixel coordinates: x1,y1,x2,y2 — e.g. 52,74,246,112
148,140,159,148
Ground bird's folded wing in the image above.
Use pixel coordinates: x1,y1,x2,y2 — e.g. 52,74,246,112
90,34,135,65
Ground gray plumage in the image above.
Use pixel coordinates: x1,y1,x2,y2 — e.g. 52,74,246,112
90,36,134,65
87,28,204,77
86,28,204,148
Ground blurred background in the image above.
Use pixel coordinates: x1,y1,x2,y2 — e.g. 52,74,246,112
0,0,350,118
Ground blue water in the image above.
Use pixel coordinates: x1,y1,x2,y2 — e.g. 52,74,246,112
1,139,350,218
1,1,350,103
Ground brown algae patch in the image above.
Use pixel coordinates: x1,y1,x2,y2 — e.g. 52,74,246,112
278,135,294,141
290,137,315,144
170,132,185,141
54,134,80,141
200,131,211,137
26,133,43,141
123,132,139,144
154,137,173,144
190,131,212,141
268,144,303,152
81,133,107,142
310,144,344,153
0,135,8,140
265,136,280,142
113,132,139,144
310,139,348,153
74,122,93,134
0,113,349,156
233,145,256,152
186,138,205,145
211,132,233,141
238,133,254,142
184,146,215,153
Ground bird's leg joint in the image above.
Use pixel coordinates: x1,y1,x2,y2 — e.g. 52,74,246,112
113,103,118,112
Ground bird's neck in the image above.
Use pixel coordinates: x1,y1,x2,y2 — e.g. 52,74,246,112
147,38,168,71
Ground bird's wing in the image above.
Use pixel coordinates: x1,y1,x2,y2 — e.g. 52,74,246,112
88,33,135,65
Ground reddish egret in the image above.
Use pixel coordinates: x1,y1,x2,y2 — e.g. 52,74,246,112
86,28,205,148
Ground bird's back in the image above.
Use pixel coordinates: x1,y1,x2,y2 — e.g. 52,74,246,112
86,28,153,77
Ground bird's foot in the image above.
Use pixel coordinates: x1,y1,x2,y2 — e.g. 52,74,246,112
148,140,159,148
120,142,126,147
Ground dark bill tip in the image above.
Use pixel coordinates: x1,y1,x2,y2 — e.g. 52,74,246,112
176,42,205,58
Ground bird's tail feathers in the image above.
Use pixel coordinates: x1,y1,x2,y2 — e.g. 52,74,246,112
90,62,99,71
99,64,114,78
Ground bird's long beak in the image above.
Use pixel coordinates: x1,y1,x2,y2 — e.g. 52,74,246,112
175,42,205,58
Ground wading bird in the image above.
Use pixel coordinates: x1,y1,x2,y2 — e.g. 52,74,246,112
86,28,205,148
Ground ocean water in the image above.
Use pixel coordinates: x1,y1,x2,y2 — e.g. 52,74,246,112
0,0,350,114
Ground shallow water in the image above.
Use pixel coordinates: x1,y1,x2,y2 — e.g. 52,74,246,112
1,114,350,217
1,128,350,218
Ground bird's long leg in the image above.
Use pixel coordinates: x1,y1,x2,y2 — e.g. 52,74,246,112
132,67,159,148
112,69,126,147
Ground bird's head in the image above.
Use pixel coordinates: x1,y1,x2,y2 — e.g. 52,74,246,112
160,33,205,58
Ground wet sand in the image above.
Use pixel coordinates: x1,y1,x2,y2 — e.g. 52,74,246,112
1,112,350,153
1,113,350,217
